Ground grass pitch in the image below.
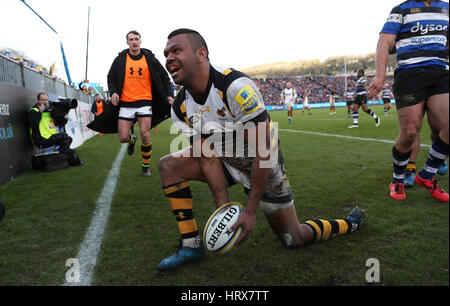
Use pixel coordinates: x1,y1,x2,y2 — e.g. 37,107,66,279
0,104,448,286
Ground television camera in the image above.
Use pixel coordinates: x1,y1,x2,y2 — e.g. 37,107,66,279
46,98,78,127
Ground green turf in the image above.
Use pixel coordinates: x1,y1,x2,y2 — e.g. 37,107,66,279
0,104,448,286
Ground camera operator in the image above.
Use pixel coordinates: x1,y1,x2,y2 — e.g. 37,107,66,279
27,92,83,167
27,92,73,152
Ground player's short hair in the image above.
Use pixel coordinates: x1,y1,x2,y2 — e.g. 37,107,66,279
167,28,209,58
126,30,141,40
357,69,365,76
37,92,47,100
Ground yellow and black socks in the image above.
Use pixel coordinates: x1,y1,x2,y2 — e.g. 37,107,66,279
304,218,357,243
141,142,152,169
163,181,200,248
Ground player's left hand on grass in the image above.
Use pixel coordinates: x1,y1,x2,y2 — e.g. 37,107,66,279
229,209,256,246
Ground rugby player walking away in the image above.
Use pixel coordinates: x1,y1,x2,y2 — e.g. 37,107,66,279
302,91,312,115
344,84,354,118
380,83,394,116
157,28,365,270
281,82,296,124
368,0,449,202
107,30,174,177
348,69,380,128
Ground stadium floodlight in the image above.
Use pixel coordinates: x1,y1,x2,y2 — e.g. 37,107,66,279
19,0,73,85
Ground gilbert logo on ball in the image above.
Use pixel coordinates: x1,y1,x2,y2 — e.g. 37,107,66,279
203,202,243,254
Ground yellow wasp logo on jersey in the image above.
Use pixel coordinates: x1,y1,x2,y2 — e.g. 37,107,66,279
234,84,261,114
200,106,211,115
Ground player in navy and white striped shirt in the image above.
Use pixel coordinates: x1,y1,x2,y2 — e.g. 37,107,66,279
368,0,449,202
348,69,380,128
344,84,354,118
382,0,449,72
380,85,394,116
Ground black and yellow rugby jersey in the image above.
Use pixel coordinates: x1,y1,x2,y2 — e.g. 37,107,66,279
171,65,268,142
172,65,291,203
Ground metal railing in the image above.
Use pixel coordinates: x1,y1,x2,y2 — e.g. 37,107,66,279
0,53,93,103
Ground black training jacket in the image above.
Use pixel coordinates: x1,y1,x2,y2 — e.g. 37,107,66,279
107,48,174,127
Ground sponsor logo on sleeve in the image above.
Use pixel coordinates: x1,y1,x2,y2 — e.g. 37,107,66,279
234,84,261,114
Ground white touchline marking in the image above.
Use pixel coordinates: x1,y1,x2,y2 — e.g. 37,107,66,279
64,143,127,286
278,128,431,148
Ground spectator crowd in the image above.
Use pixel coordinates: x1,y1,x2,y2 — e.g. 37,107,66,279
254,75,394,105
1,48,65,82
2,47,395,105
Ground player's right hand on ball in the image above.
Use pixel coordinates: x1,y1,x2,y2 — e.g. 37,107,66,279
229,209,256,246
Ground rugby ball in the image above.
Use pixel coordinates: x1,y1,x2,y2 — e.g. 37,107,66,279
203,202,243,254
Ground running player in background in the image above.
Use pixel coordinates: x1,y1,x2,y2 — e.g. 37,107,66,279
367,0,449,202
281,82,296,124
348,69,380,128
380,83,394,116
344,84,354,118
302,91,312,115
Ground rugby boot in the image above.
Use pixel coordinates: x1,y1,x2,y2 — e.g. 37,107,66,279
158,240,206,270
375,116,380,127
404,170,415,188
347,206,365,231
389,182,406,200
438,160,448,176
127,135,137,156
414,175,449,202
142,166,151,177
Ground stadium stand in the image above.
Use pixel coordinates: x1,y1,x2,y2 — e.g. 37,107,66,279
255,75,394,105
0,48,65,82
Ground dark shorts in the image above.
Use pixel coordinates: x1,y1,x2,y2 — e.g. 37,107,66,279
393,67,449,109
35,133,72,151
354,94,367,106
346,100,353,106
383,98,391,104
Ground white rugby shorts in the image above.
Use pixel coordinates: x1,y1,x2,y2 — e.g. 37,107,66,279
221,159,293,215
118,106,152,120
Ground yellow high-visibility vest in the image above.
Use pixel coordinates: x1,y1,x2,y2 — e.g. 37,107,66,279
29,108,58,139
